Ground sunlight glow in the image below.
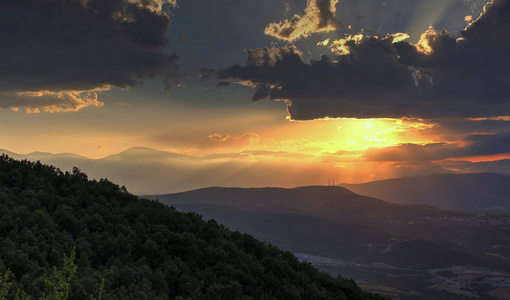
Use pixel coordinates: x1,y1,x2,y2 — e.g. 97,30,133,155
259,118,435,157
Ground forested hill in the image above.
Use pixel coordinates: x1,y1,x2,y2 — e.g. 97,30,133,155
0,155,386,300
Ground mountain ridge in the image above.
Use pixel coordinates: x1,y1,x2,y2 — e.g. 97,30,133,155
340,172,510,211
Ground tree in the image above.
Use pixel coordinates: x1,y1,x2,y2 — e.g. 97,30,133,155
41,249,77,300
0,269,31,300
0,269,14,299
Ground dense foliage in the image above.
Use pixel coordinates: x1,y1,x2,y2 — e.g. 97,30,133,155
0,155,385,300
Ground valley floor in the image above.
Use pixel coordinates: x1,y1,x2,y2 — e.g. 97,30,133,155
296,253,510,300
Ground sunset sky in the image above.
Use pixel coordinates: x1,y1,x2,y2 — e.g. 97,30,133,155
1,0,510,189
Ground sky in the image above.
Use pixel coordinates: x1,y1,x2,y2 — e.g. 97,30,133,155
1,0,510,191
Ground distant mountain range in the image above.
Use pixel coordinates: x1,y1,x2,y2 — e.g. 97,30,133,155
2,147,510,196
0,147,343,194
148,186,510,299
341,173,510,212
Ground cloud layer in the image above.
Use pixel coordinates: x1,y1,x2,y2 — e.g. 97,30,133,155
198,133,260,150
0,0,178,112
364,132,510,162
221,0,510,120
264,0,342,42
0,90,104,113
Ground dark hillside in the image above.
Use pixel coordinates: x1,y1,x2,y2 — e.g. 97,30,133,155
0,155,385,300
161,186,442,222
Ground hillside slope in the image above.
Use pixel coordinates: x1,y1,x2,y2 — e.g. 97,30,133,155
341,173,510,211
0,155,385,300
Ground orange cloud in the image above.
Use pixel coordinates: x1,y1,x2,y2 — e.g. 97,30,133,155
329,33,410,55
330,34,365,55
1,89,105,113
198,133,260,150
415,27,445,55
127,0,177,12
265,0,342,42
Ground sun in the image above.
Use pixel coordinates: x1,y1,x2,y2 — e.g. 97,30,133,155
260,118,434,156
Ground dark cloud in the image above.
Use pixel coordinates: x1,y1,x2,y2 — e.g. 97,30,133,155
219,38,427,119
220,0,510,120
464,132,510,156
0,0,179,112
264,0,342,42
439,159,510,174
199,68,216,81
364,132,510,162
363,143,455,162
420,117,510,139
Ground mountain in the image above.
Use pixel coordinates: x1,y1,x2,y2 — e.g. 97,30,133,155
0,155,385,300
341,173,510,212
148,186,510,299
155,186,443,222
2,147,510,195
